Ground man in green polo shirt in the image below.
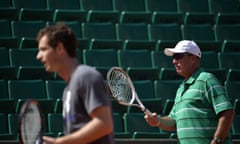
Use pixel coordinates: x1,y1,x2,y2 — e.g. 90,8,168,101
144,40,235,144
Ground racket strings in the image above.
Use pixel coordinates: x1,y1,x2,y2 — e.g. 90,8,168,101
109,70,133,104
21,104,41,144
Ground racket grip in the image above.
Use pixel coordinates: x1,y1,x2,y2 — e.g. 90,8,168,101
143,108,152,115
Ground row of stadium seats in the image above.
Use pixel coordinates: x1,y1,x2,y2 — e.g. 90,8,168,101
1,20,240,41
1,9,240,24
1,20,240,52
1,0,240,21
0,79,239,114
0,111,240,140
1,48,240,71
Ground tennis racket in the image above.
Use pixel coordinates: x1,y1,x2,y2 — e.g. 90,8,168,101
107,67,152,115
19,100,43,144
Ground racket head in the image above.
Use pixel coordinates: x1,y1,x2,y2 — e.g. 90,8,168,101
19,100,43,144
106,67,137,106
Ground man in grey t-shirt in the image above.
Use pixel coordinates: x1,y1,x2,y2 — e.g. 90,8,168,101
36,22,114,144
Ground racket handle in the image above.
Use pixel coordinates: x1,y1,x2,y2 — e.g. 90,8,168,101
143,108,152,115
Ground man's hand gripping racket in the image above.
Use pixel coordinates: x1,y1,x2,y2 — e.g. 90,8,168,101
107,67,152,115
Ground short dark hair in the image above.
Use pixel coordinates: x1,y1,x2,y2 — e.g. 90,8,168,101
36,22,78,57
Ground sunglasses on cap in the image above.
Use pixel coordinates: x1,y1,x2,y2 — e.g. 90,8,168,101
173,53,192,60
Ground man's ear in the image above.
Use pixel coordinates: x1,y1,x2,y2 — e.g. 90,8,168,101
56,42,65,54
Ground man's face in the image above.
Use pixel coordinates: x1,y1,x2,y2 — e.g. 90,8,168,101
36,35,60,72
172,53,195,78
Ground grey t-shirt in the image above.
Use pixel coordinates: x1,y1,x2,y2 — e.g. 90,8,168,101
62,65,114,144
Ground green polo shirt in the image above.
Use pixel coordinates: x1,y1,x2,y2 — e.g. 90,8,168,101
169,68,233,144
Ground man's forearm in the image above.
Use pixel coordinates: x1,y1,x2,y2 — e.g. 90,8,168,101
213,109,235,142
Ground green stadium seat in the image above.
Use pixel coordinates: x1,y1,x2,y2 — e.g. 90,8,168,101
118,50,153,69
0,66,17,80
0,9,17,21
0,20,12,37
123,113,160,134
47,0,85,22
151,51,174,69
0,48,10,66
196,41,222,52
111,99,128,116
18,37,38,48
116,23,149,41
0,0,17,20
218,52,240,70
233,99,240,115
47,113,63,135
113,113,124,133
119,11,152,24
0,38,18,48
17,66,55,80
232,114,240,137
45,80,65,113
177,0,214,24
8,80,54,113
177,0,210,13
214,24,240,41
145,0,178,13
159,68,183,80
133,80,156,100
11,20,46,39
81,0,119,23
145,0,183,24
154,80,181,102
89,39,123,50
0,113,9,134
113,0,145,12
82,22,121,50
127,80,163,114
7,114,18,139
132,132,169,139
232,99,240,138
201,51,220,69
0,80,15,114
0,113,14,140
152,12,183,24
0,80,10,100
183,12,215,25
221,40,240,53
12,0,52,21
0,0,13,8
46,0,81,10
113,0,151,24
226,69,240,82
126,67,160,81
77,39,90,50
123,40,156,51
209,0,240,14
161,99,174,116
8,80,46,100
82,22,116,40
182,24,215,41
9,49,42,67
52,9,86,22
45,80,65,100
83,49,118,68
148,23,182,41
224,81,240,102
215,13,240,25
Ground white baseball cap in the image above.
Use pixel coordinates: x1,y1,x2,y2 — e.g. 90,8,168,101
164,40,201,58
